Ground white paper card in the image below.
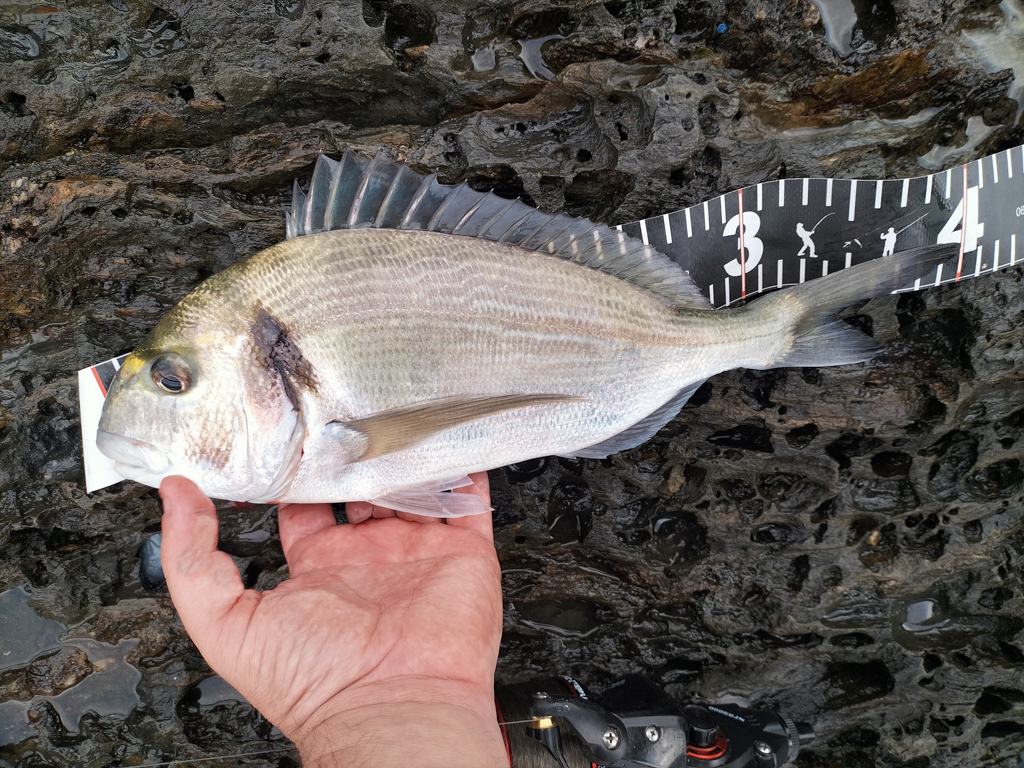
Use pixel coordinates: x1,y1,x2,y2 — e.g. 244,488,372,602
78,355,128,493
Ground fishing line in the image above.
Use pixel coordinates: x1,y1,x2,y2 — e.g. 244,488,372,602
131,722,546,767
130,745,297,767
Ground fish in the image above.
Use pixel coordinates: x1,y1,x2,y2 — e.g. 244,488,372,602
96,149,958,517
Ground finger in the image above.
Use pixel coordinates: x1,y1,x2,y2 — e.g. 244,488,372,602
350,500,445,524
346,501,373,524
159,476,256,651
395,509,445,524
366,501,444,524
278,502,336,563
371,503,398,519
446,471,494,542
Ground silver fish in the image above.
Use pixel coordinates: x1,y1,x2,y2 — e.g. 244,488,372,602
96,150,956,516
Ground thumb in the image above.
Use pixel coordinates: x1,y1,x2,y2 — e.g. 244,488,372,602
159,476,257,662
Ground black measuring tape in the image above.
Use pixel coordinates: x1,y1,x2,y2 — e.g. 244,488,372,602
620,144,1024,308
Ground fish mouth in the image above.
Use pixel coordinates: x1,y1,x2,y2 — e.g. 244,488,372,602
96,429,171,475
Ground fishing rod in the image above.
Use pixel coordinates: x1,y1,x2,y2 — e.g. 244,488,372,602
495,674,814,768
807,211,833,235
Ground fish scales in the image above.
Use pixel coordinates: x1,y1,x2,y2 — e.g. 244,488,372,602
97,150,958,513
233,230,727,502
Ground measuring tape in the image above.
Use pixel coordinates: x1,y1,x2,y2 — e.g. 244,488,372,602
78,147,1024,494
619,144,1024,308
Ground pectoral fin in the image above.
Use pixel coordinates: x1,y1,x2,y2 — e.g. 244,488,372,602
325,393,580,462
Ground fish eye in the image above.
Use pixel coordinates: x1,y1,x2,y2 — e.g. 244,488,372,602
150,355,193,394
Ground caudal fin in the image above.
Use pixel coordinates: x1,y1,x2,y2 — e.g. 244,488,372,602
751,244,959,369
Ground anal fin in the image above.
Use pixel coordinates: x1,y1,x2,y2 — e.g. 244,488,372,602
566,379,707,459
370,476,490,518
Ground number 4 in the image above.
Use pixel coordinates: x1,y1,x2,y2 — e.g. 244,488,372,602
937,186,984,252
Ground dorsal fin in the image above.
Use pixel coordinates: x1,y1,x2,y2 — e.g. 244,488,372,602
287,150,711,310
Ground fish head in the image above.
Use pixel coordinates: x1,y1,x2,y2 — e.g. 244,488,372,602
97,287,304,502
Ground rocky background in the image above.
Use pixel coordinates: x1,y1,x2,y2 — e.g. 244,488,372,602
2,0,1023,766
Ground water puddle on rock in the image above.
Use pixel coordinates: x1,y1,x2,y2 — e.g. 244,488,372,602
961,0,1024,124
0,322,69,362
919,115,1000,170
0,27,41,61
821,589,888,629
0,586,64,672
891,594,974,652
0,585,142,746
518,35,563,80
810,0,857,56
196,675,246,706
471,44,496,72
514,598,600,638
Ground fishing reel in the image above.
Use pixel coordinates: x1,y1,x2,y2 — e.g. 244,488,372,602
495,675,814,768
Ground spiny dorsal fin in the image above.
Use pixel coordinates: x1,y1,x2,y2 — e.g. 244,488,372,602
287,150,711,310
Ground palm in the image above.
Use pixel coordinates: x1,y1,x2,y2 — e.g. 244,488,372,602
158,474,502,747
221,517,501,731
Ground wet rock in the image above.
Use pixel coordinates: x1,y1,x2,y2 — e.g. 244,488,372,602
758,472,828,514
978,587,1013,611
924,430,979,501
1,0,1023,764
973,687,1024,716
857,522,900,568
821,590,888,629
870,450,912,478
733,628,823,650
822,660,895,709
751,522,806,546
505,457,548,484
963,519,984,543
849,478,919,513
828,632,874,648
176,676,268,750
707,421,773,453
785,554,811,593
891,592,1024,653
820,564,843,588
907,530,949,562
825,433,883,470
963,459,1024,500
785,422,820,450
720,478,755,501
514,598,600,638
546,477,594,544
738,369,786,411
23,648,93,697
652,509,709,564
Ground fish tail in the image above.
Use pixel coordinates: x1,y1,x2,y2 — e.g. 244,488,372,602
748,244,959,369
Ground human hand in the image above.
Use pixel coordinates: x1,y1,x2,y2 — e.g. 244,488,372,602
158,473,507,768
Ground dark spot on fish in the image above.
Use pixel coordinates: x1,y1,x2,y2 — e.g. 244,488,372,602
252,302,318,409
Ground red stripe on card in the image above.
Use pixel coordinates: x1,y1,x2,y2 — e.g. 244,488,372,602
92,367,108,398
738,188,746,299
956,164,967,280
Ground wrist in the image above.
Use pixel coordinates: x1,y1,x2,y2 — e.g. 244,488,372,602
289,678,508,768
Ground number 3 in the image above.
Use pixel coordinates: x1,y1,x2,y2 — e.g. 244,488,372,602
723,211,763,276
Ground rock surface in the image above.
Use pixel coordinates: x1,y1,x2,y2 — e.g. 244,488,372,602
1,0,1023,766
